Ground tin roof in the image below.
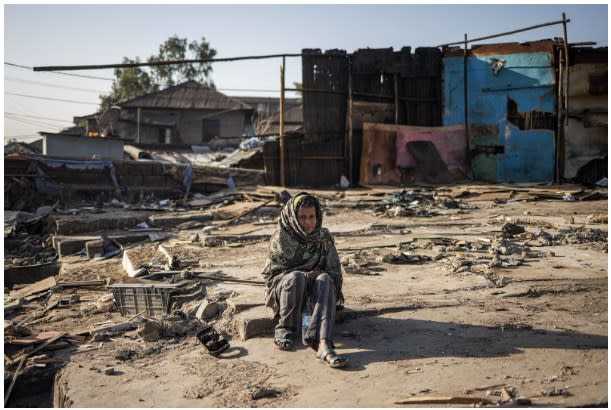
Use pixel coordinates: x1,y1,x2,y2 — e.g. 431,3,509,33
120,80,253,111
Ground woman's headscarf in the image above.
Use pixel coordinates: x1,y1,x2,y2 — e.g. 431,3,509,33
280,192,323,242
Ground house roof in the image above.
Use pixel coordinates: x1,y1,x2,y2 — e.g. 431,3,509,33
120,80,253,111
4,140,42,156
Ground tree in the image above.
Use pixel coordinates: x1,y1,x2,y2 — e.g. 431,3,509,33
148,35,217,88
292,81,303,97
99,57,158,111
98,35,217,111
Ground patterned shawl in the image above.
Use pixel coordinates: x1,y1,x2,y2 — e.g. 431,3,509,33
262,192,344,312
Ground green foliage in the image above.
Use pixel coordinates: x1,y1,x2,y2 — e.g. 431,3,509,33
148,35,217,88
292,81,303,96
99,35,217,111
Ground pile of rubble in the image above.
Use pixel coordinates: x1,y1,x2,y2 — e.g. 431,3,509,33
3,183,608,406
374,189,475,218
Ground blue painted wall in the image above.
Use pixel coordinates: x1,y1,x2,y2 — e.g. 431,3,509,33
443,51,556,182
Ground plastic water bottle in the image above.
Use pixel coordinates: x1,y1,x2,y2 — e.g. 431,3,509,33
301,312,311,345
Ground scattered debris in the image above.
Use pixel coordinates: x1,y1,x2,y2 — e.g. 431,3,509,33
541,387,572,397
137,314,196,342
586,214,608,224
394,396,492,405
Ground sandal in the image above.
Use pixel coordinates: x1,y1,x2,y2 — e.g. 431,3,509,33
274,337,294,351
318,348,348,368
196,326,230,357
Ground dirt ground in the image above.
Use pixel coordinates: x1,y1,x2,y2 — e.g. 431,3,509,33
4,184,608,407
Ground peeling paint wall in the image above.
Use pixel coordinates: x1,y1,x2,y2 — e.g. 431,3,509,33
443,46,556,182
395,125,469,180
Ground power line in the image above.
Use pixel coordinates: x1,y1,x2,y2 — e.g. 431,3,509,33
5,115,71,127
5,112,72,123
33,53,305,72
5,62,113,81
5,92,99,106
4,76,107,93
5,116,69,129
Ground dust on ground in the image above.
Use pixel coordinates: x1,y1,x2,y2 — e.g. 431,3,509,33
4,184,608,407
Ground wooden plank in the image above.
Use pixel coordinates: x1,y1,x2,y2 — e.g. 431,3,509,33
9,276,56,299
394,396,492,405
56,279,105,288
213,223,264,236
9,331,64,346
4,262,60,288
210,200,268,220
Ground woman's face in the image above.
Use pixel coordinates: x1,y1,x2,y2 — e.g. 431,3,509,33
297,205,317,234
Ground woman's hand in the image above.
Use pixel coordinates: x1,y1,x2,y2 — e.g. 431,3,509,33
305,268,321,280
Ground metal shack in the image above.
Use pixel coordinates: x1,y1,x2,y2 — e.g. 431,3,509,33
443,40,607,184
443,40,558,183
563,46,608,183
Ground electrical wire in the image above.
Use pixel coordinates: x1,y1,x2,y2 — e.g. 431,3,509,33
5,92,99,106
5,112,72,123
4,76,107,93
5,116,70,129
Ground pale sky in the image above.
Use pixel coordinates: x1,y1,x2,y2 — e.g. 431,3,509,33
3,2,608,142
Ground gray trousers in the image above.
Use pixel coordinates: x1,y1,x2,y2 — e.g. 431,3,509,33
273,271,336,345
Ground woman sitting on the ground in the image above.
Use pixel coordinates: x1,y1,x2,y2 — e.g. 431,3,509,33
261,192,347,368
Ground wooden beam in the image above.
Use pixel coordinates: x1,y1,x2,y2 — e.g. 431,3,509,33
279,57,286,187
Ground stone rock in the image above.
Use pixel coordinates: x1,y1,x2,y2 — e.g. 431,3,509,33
195,300,219,320
502,222,525,236
138,320,163,342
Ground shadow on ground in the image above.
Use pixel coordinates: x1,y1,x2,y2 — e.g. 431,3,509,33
330,316,607,371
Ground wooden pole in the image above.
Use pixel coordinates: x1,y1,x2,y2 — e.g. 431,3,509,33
393,73,399,124
279,57,286,187
34,53,306,72
437,17,570,48
463,34,471,176
555,47,564,184
136,107,141,144
562,12,570,126
347,56,353,186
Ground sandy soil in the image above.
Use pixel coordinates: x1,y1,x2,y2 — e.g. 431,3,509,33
4,185,608,407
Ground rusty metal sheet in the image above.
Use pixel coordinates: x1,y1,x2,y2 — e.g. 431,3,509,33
444,39,555,57
396,125,469,182
359,123,402,185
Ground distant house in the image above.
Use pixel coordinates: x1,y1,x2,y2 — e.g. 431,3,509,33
71,113,101,137
87,81,255,148
3,139,42,156
39,131,125,160
236,96,303,135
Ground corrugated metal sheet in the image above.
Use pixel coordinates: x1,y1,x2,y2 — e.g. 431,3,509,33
299,47,442,186
263,137,345,186
302,49,349,144
443,41,557,183
359,123,402,185
359,123,469,185
563,47,608,181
